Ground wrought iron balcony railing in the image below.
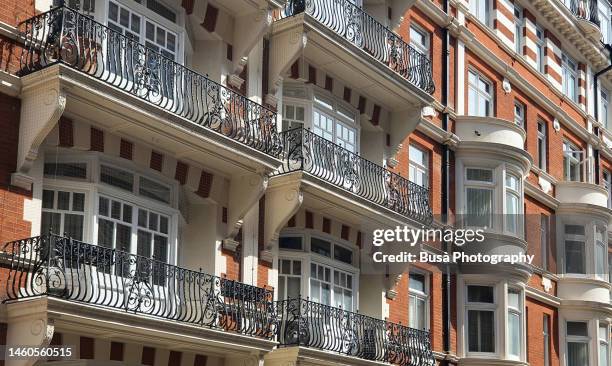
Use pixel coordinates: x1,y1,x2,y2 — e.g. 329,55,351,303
19,6,282,157
276,297,435,366
279,0,435,94
564,0,600,27
2,234,276,339
276,128,433,224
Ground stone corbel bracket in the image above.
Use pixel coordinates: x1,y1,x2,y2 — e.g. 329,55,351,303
262,173,303,259
232,8,272,76
388,105,422,152
267,25,307,106
14,79,66,190
6,299,55,366
225,172,269,240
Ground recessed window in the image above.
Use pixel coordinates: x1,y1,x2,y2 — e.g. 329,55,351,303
513,4,523,55
567,321,589,366
470,0,491,25
535,26,545,73
562,54,578,102
540,215,549,271
543,314,551,366
410,25,430,58
514,101,525,129
563,141,583,182
409,272,428,330
537,121,547,171
466,285,495,353
409,144,429,188
468,70,493,117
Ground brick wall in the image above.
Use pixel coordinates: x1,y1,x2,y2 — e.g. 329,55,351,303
526,297,560,365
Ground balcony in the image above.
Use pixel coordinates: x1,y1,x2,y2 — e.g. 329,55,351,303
275,128,433,225
563,0,601,36
18,6,282,165
274,297,435,366
2,234,275,338
556,181,609,208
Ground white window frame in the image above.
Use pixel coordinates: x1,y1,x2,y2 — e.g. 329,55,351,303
464,167,495,229
504,172,522,236
514,101,525,129
468,70,493,117
543,314,551,366
408,271,430,330
507,288,522,360
537,121,547,171
278,229,359,311
602,88,610,129
563,141,584,182
410,24,430,58
595,227,607,280
564,224,586,275
465,284,497,356
599,323,610,366
470,0,491,26
41,188,87,241
283,83,361,154
566,321,590,366
513,4,523,55
562,54,579,102
603,170,612,209
409,144,429,188
536,26,545,74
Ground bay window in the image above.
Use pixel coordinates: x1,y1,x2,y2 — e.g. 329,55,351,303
468,70,493,117
466,285,496,354
563,141,584,182
409,272,429,330
507,288,522,359
464,168,494,228
409,144,429,188
567,322,589,366
278,231,358,310
564,224,586,274
283,84,360,153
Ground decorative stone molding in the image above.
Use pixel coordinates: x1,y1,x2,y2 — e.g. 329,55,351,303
268,27,307,96
15,82,66,190
385,274,403,300
232,9,272,76
264,174,303,251
228,73,246,90
222,238,240,252
6,300,55,366
388,106,422,152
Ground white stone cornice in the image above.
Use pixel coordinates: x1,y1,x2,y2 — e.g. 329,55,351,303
524,181,560,209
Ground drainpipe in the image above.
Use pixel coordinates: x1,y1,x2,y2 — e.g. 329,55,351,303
441,0,452,363
593,44,612,185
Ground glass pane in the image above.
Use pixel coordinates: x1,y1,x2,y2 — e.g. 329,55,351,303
334,245,353,264
279,237,303,250
568,342,588,366
123,204,132,223
97,219,114,248
111,201,121,220
287,277,300,298
466,188,492,227
409,273,426,292
468,310,495,352
41,212,61,235
137,230,152,258
293,261,301,275
467,168,493,182
467,285,494,303
508,290,520,309
508,312,520,356
64,214,83,241
311,238,331,257
139,177,171,203
42,190,54,209
99,196,109,216
565,225,585,236
160,216,168,234
567,322,588,337
100,165,134,192
149,212,158,231
278,277,286,300
138,209,148,227
72,193,85,212
57,191,70,210
115,223,131,252
565,241,585,274
281,259,291,274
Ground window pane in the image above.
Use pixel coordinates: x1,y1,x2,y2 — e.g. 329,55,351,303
41,212,61,235
100,165,134,192
467,168,493,182
72,193,85,212
565,241,585,274
44,162,87,179
57,191,70,210
466,188,492,227
468,310,495,352
508,312,520,356
97,219,114,248
311,238,331,257
508,289,520,309
42,190,54,209
567,322,588,336
64,214,83,241
468,285,494,303
409,273,426,292
279,236,303,250
334,245,353,264
565,225,585,236
287,277,300,298
568,342,588,366
139,176,171,203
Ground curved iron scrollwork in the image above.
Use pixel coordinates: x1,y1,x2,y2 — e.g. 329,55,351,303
19,6,282,157
276,128,434,224
568,0,600,26
276,297,435,366
2,234,275,339
281,0,435,94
